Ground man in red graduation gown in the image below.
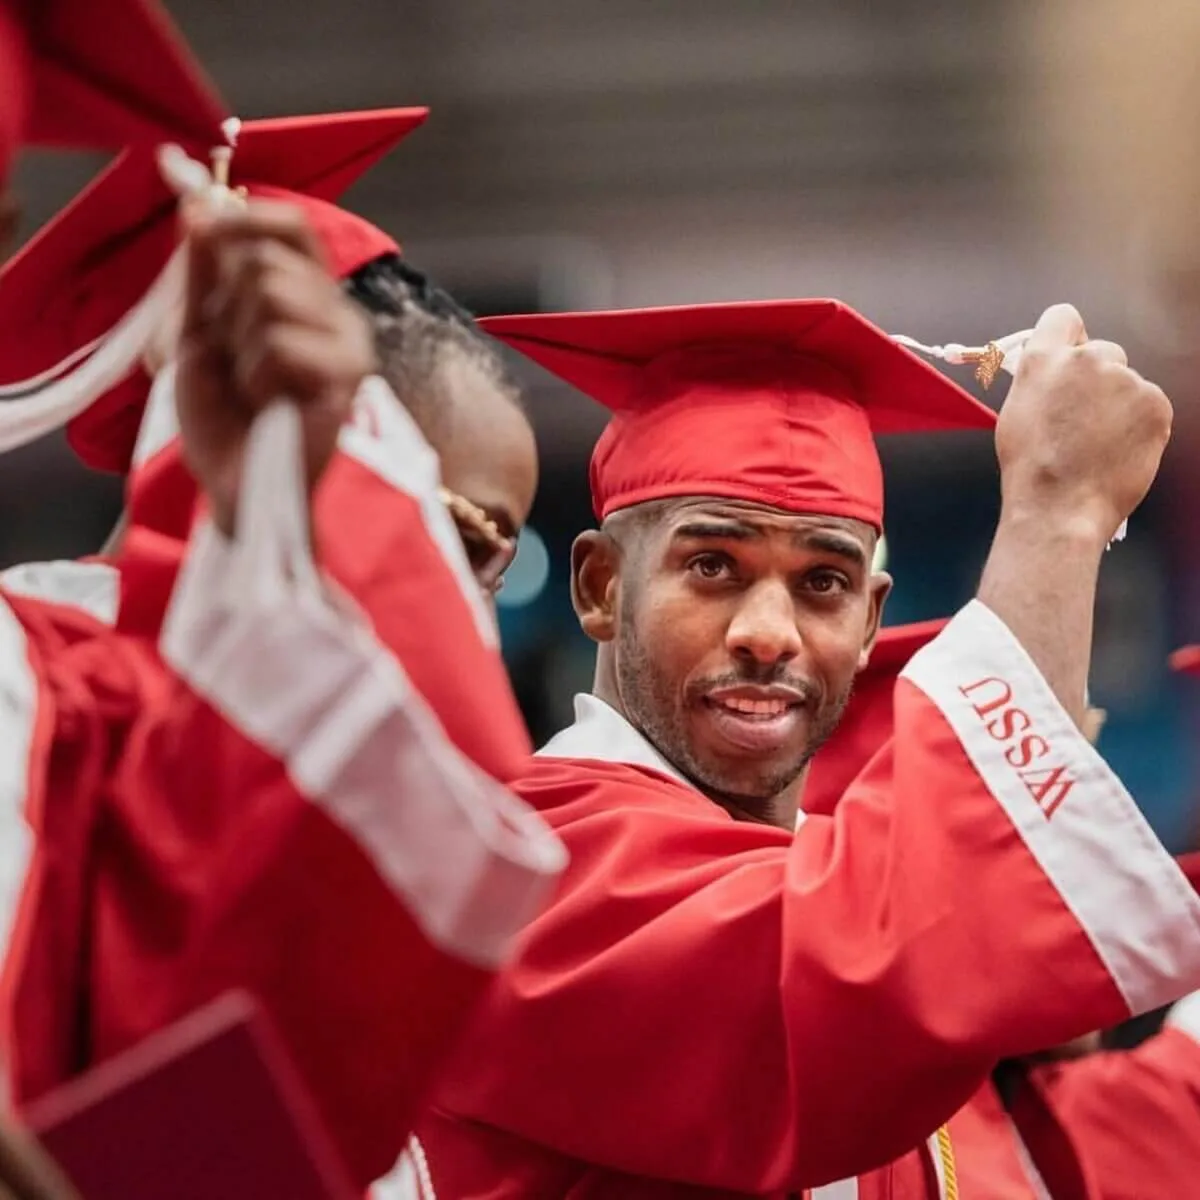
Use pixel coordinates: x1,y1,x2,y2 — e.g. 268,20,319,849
393,297,1200,1198
0,187,563,1191
0,5,215,1196
0,14,565,1189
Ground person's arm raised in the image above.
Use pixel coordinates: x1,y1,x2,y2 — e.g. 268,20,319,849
978,303,1171,725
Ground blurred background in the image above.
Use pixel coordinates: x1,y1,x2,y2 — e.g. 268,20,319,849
8,0,1200,843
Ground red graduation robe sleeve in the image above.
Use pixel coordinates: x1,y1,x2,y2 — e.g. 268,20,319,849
3,384,565,1189
1007,997,1200,1198
414,602,1200,1196
120,364,532,782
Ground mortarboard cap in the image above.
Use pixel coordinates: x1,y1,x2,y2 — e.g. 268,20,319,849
0,4,30,178
0,107,427,471
0,0,225,180
1172,646,1200,677
802,619,946,817
481,300,997,527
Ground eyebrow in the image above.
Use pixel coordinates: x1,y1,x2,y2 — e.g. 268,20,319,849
796,529,868,568
671,520,763,542
672,519,868,564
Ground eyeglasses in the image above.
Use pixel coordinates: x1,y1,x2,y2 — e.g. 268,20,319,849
439,487,518,596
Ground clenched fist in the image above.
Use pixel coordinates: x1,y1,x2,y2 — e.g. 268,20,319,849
174,199,376,537
995,304,1172,546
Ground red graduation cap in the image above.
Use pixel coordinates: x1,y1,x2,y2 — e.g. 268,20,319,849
802,619,947,817
481,301,997,527
0,107,427,471
0,0,225,178
1172,646,1200,677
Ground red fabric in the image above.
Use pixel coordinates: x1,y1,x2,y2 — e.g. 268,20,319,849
5,416,538,1189
803,619,946,816
411,1108,936,1199
481,301,996,525
1017,1029,1200,1198
0,3,30,182
27,994,360,1200
1,588,495,1189
914,1026,1200,1200
0,106,425,472
12,0,224,151
948,1081,1065,1199
419,691,1134,1196
803,620,1200,1197
1171,644,1200,676
1177,850,1200,892
805,620,1200,892
115,434,531,781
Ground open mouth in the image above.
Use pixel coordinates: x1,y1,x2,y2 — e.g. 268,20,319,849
708,694,796,719
700,688,807,753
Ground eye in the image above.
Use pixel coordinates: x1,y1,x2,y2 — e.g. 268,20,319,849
686,552,736,582
805,568,851,595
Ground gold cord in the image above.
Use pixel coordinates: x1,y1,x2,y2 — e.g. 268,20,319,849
935,1123,959,1200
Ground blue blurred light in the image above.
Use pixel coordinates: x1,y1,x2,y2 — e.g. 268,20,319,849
497,526,551,608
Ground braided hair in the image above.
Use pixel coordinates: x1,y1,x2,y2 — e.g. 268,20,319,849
344,252,477,329
343,253,522,438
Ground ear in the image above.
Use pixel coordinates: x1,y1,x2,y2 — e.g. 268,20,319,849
571,529,621,644
857,571,893,671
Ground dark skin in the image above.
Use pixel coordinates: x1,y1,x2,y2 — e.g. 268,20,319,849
422,352,538,605
573,496,891,829
175,200,375,538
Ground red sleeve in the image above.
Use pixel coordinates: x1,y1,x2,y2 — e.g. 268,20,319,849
122,373,532,782
0,593,143,1105
1020,1014,1200,1197
429,601,1200,1193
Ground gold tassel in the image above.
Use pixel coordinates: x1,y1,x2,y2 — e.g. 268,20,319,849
935,1123,959,1200
956,342,1006,390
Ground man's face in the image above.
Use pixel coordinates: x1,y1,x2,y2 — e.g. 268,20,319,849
428,354,538,604
600,497,889,813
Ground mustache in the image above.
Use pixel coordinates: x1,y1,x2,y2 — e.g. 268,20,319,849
688,667,820,705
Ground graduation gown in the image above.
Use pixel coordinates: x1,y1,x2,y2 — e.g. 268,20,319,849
0,375,565,1188
391,601,1200,1198
935,1007,1200,1200
808,620,1200,1199
1005,999,1200,1198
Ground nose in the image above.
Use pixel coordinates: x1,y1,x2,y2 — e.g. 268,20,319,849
725,579,802,667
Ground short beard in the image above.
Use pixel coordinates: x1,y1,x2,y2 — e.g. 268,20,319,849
615,608,852,812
